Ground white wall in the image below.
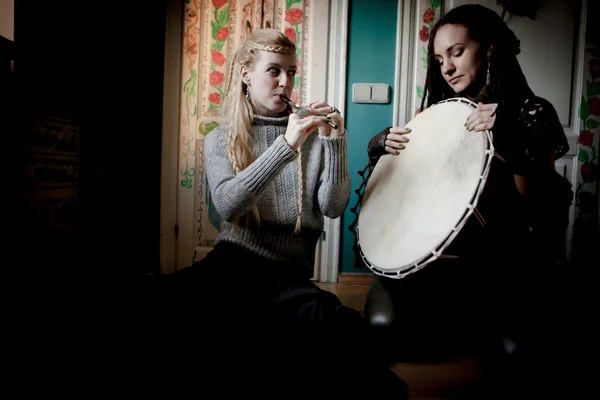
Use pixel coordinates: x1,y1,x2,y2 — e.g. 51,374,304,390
445,0,580,131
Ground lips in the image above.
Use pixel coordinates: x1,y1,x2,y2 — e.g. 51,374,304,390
449,76,462,85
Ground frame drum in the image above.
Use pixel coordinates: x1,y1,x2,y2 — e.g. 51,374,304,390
357,98,494,278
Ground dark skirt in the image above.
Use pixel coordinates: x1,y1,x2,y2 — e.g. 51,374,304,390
140,241,408,397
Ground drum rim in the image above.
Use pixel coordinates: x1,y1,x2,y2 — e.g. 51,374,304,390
356,97,495,279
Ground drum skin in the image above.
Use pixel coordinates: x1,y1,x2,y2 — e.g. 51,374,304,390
357,98,494,278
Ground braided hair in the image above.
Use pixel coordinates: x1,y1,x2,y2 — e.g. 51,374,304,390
420,4,533,123
224,29,305,232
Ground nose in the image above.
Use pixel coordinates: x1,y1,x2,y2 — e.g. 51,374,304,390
279,73,289,88
441,60,455,76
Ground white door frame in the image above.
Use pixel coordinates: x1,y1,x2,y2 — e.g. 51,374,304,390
312,0,350,283
392,0,415,127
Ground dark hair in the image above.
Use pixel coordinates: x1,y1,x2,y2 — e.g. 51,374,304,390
420,4,533,119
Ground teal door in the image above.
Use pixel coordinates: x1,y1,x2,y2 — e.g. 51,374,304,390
340,0,399,274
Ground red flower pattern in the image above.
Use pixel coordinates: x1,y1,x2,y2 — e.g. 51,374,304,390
581,162,598,183
216,27,228,41
419,26,430,42
210,71,225,87
423,8,435,23
286,8,303,25
209,92,222,105
285,27,297,43
213,0,227,8
212,49,225,66
578,130,594,146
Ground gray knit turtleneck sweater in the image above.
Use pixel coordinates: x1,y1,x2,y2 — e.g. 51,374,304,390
203,114,350,267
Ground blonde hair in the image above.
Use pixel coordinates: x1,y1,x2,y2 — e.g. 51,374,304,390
224,29,304,233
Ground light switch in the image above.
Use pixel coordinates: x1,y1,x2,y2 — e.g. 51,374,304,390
352,84,372,102
371,84,390,103
352,83,390,103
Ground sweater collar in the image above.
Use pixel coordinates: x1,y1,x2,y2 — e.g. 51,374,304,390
253,114,290,126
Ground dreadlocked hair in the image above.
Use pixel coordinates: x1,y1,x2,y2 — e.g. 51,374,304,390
224,29,303,232
420,4,533,124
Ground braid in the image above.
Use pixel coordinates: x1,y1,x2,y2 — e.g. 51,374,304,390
294,150,303,233
249,43,295,55
227,129,241,174
225,49,238,96
227,103,260,228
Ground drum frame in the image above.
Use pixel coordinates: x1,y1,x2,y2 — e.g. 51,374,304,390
356,97,495,279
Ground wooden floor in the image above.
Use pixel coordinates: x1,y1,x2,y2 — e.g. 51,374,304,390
315,275,488,400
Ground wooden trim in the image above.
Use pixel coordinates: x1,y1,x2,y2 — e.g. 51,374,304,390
307,0,330,283
309,1,351,363
567,0,587,137
159,0,183,274
563,0,588,263
315,0,349,283
393,0,415,126
338,273,375,285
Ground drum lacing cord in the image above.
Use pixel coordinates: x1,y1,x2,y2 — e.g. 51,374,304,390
348,162,374,268
470,149,506,228
473,208,487,227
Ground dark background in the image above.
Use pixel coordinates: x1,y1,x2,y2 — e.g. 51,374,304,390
5,1,168,284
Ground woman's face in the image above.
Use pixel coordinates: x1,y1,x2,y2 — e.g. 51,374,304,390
433,24,486,97
242,50,297,117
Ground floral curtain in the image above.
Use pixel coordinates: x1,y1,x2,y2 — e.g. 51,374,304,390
414,0,442,114
572,41,600,265
176,0,310,253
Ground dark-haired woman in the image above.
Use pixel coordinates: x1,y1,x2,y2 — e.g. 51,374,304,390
357,4,573,396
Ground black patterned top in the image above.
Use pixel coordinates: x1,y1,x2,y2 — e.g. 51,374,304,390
495,95,569,175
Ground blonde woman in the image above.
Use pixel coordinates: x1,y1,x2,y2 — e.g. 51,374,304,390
204,28,347,271
143,29,408,396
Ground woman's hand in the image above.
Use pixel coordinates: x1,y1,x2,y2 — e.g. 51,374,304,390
308,101,345,137
466,102,498,132
384,126,411,155
284,111,330,152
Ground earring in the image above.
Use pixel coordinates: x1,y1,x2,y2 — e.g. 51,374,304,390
486,56,491,86
245,85,250,100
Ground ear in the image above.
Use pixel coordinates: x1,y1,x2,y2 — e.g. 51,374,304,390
487,45,495,58
240,65,250,85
